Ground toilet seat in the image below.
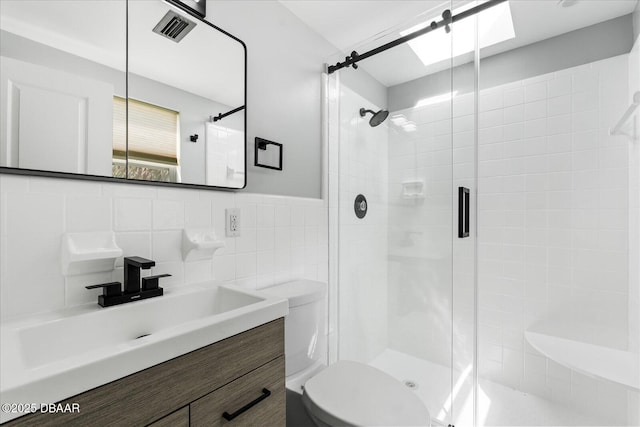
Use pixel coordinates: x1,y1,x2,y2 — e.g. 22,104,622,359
302,361,430,426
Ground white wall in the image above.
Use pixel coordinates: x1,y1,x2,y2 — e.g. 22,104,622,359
0,175,327,321
208,1,344,198
475,54,632,422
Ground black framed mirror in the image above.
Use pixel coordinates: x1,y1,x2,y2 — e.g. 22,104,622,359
0,0,246,190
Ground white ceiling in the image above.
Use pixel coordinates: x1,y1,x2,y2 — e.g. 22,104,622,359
281,0,639,87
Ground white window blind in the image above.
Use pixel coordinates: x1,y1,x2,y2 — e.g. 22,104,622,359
112,96,179,165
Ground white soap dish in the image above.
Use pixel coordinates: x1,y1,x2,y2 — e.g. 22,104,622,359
61,232,123,276
401,180,425,199
182,229,225,261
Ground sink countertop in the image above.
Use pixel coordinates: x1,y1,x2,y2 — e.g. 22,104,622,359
0,282,288,423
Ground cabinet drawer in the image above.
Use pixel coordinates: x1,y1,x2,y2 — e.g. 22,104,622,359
147,407,188,427
191,356,285,427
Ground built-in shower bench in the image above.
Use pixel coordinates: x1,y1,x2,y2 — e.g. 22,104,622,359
525,330,639,390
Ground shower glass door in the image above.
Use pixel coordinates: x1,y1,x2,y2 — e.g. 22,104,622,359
325,1,479,425
475,1,640,425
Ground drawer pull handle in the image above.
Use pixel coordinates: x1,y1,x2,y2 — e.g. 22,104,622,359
222,388,271,421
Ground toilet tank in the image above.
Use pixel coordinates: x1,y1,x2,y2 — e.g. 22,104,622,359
260,280,327,376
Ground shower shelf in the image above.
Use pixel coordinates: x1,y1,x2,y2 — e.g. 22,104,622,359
401,180,425,199
525,331,639,390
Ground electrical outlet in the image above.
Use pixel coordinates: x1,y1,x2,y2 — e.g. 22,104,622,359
226,208,241,237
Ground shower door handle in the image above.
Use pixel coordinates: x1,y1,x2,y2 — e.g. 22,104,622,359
458,187,470,238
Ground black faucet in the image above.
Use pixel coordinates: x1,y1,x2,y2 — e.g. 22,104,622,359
124,256,155,294
86,256,171,307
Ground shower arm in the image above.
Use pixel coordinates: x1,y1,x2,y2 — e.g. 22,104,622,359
327,0,507,74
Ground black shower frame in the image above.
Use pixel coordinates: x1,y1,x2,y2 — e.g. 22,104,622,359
327,0,507,74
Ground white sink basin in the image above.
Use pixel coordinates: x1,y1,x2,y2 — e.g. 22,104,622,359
0,283,288,423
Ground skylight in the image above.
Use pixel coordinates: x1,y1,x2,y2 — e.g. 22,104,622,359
400,1,515,67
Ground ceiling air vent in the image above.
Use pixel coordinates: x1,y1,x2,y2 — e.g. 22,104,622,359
152,10,196,43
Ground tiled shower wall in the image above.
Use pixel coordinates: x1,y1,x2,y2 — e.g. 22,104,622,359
329,82,389,363
475,54,633,419
0,175,328,321
386,53,636,422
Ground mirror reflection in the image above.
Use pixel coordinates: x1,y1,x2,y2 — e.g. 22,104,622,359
127,0,245,187
0,0,246,189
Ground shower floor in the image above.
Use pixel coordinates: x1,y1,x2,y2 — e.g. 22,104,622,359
369,349,611,427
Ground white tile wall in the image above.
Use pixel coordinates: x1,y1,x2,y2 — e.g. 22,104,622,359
379,53,637,423
0,175,328,320
475,54,634,421
329,83,389,364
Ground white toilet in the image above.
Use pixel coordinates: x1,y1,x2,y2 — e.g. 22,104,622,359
260,280,431,427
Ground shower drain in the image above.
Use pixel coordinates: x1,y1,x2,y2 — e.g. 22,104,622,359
403,380,418,389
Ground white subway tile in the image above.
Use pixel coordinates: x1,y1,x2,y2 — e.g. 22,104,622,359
480,90,504,112
546,133,571,153
504,87,524,107
235,227,257,253
503,123,524,141
235,253,256,279
185,200,212,228
548,172,572,190
572,150,598,171
524,119,547,138
479,110,503,129
547,95,571,117
212,255,236,282
256,227,275,251
185,260,212,284
152,262,183,287
504,104,524,124
274,205,291,227
114,198,152,231
257,250,275,275
7,192,64,234
547,114,571,135
525,81,548,103
572,68,598,93
236,203,256,229
152,230,182,262
548,74,572,97
257,204,275,227
572,90,598,112
572,110,598,132
115,232,152,266
3,233,65,318
525,100,547,121
153,199,184,230
66,196,111,232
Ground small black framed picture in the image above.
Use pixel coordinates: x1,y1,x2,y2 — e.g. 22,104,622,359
255,137,283,171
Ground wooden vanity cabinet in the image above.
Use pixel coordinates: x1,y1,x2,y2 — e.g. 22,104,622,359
4,319,285,427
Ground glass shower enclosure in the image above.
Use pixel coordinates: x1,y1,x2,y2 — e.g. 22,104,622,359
324,0,639,426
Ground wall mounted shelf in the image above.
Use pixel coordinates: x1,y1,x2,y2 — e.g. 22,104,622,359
401,180,425,199
61,232,123,276
182,229,225,261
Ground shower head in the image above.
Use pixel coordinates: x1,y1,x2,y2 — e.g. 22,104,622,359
359,108,389,127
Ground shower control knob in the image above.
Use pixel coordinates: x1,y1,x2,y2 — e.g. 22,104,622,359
354,194,368,219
